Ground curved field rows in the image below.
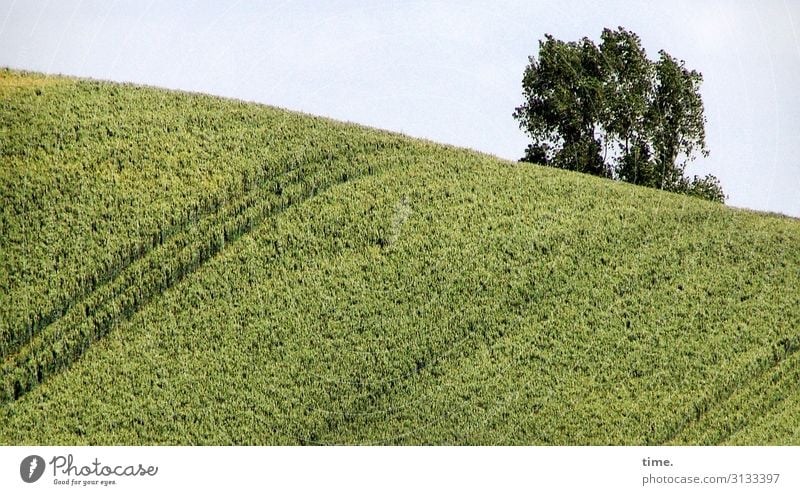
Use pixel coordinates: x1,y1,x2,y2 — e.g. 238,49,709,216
1,70,799,444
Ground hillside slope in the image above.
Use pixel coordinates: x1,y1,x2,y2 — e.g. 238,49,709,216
1,69,799,444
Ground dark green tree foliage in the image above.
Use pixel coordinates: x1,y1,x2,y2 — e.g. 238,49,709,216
649,51,710,191
515,35,606,176
599,29,653,185
514,28,724,203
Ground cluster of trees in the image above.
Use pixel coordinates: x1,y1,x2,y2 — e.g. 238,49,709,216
513,27,724,202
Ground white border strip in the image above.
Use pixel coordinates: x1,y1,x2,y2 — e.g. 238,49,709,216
1,446,797,494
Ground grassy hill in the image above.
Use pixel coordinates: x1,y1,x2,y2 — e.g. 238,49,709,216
1,68,799,445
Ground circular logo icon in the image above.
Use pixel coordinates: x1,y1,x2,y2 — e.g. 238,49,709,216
20,455,46,483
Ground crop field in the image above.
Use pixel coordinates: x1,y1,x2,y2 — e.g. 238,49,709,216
1,69,799,444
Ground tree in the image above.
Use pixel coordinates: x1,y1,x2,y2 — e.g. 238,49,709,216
648,51,709,192
514,35,607,176
513,27,725,203
598,28,652,185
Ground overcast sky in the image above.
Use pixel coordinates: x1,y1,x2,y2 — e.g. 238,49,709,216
2,0,798,217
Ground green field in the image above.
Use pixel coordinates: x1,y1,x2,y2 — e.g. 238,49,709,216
1,69,799,444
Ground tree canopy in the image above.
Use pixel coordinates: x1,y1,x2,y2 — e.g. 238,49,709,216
513,27,724,203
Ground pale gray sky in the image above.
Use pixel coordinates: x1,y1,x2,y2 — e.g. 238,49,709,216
1,0,798,217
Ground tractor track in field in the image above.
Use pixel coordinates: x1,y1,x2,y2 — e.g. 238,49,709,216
659,333,800,445
711,348,800,445
2,155,319,361
1,147,401,404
